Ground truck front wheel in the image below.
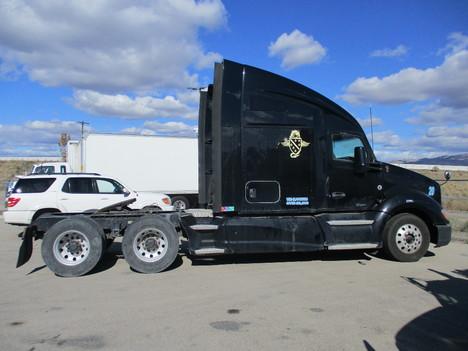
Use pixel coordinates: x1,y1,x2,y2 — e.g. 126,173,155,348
383,213,430,262
41,216,104,277
122,216,179,273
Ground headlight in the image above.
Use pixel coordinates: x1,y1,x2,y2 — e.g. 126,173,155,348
162,197,171,205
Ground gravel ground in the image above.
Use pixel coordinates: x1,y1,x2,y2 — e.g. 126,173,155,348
0,219,467,351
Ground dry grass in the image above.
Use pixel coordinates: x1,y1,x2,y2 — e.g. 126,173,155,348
0,161,37,210
410,169,468,233
414,169,468,197
446,211,468,235
412,169,468,211
0,160,36,186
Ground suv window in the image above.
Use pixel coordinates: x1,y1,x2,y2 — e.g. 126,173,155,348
62,178,95,194
96,179,124,194
332,133,365,160
13,178,56,193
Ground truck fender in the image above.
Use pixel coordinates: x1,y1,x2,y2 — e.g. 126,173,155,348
376,191,447,243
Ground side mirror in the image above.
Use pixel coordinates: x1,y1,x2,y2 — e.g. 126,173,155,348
123,189,131,197
354,146,368,173
444,170,451,181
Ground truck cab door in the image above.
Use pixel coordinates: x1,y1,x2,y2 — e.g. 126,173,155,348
327,131,381,211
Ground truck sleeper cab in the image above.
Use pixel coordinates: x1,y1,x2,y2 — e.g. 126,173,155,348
17,59,451,277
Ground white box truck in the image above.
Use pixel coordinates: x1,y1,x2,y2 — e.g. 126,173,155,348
67,133,198,209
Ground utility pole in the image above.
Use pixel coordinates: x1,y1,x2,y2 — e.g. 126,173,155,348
78,121,89,172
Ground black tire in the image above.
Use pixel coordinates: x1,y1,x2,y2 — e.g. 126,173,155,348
383,213,430,262
41,216,104,277
122,216,179,273
171,196,189,210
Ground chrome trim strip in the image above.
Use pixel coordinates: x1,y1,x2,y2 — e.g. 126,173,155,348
190,224,219,231
327,243,379,250
193,248,225,255
327,220,374,226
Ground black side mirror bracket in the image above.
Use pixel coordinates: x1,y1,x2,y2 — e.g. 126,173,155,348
444,170,451,181
354,146,368,173
441,170,451,186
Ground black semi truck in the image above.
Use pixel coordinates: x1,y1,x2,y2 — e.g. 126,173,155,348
17,60,451,277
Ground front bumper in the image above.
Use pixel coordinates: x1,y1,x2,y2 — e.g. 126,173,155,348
435,224,451,247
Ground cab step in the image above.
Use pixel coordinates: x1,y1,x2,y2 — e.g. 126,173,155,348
190,224,219,231
193,248,225,255
327,243,380,250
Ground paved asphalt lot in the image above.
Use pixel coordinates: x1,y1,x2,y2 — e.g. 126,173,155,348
0,219,467,351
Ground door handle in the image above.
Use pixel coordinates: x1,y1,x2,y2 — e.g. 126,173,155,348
101,198,109,200
331,192,346,199
60,198,69,200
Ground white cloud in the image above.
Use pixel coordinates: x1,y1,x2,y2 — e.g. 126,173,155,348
372,130,402,147
0,0,226,92
406,104,468,125
357,117,383,128
438,32,468,55
426,124,468,138
370,125,468,161
123,121,197,137
268,29,326,69
342,33,468,107
195,51,223,69
72,90,198,119
370,45,408,58
0,120,86,156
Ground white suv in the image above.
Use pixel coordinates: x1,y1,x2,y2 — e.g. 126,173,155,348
4,174,173,225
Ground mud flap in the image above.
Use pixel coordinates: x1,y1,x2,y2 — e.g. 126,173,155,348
16,226,35,268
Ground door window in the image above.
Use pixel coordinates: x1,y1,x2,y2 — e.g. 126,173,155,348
96,179,124,194
332,133,365,161
62,178,95,193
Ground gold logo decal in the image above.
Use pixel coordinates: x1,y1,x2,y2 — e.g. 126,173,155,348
281,130,310,158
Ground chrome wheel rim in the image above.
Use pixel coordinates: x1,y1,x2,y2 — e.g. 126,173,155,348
173,200,186,210
53,230,90,266
395,224,423,254
133,228,168,262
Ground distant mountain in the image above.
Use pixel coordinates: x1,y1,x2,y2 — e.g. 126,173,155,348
406,153,468,166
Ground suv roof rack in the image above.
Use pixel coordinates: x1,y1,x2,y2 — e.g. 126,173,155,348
26,172,102,176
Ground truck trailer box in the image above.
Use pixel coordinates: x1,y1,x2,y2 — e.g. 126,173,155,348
68,133,198,208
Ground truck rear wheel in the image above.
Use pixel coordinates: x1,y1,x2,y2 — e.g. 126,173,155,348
122,216,179,273
171,196,189,210
41,216,104,277
383,213,430,262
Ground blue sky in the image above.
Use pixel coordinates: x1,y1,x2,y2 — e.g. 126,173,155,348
0,0,467,161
